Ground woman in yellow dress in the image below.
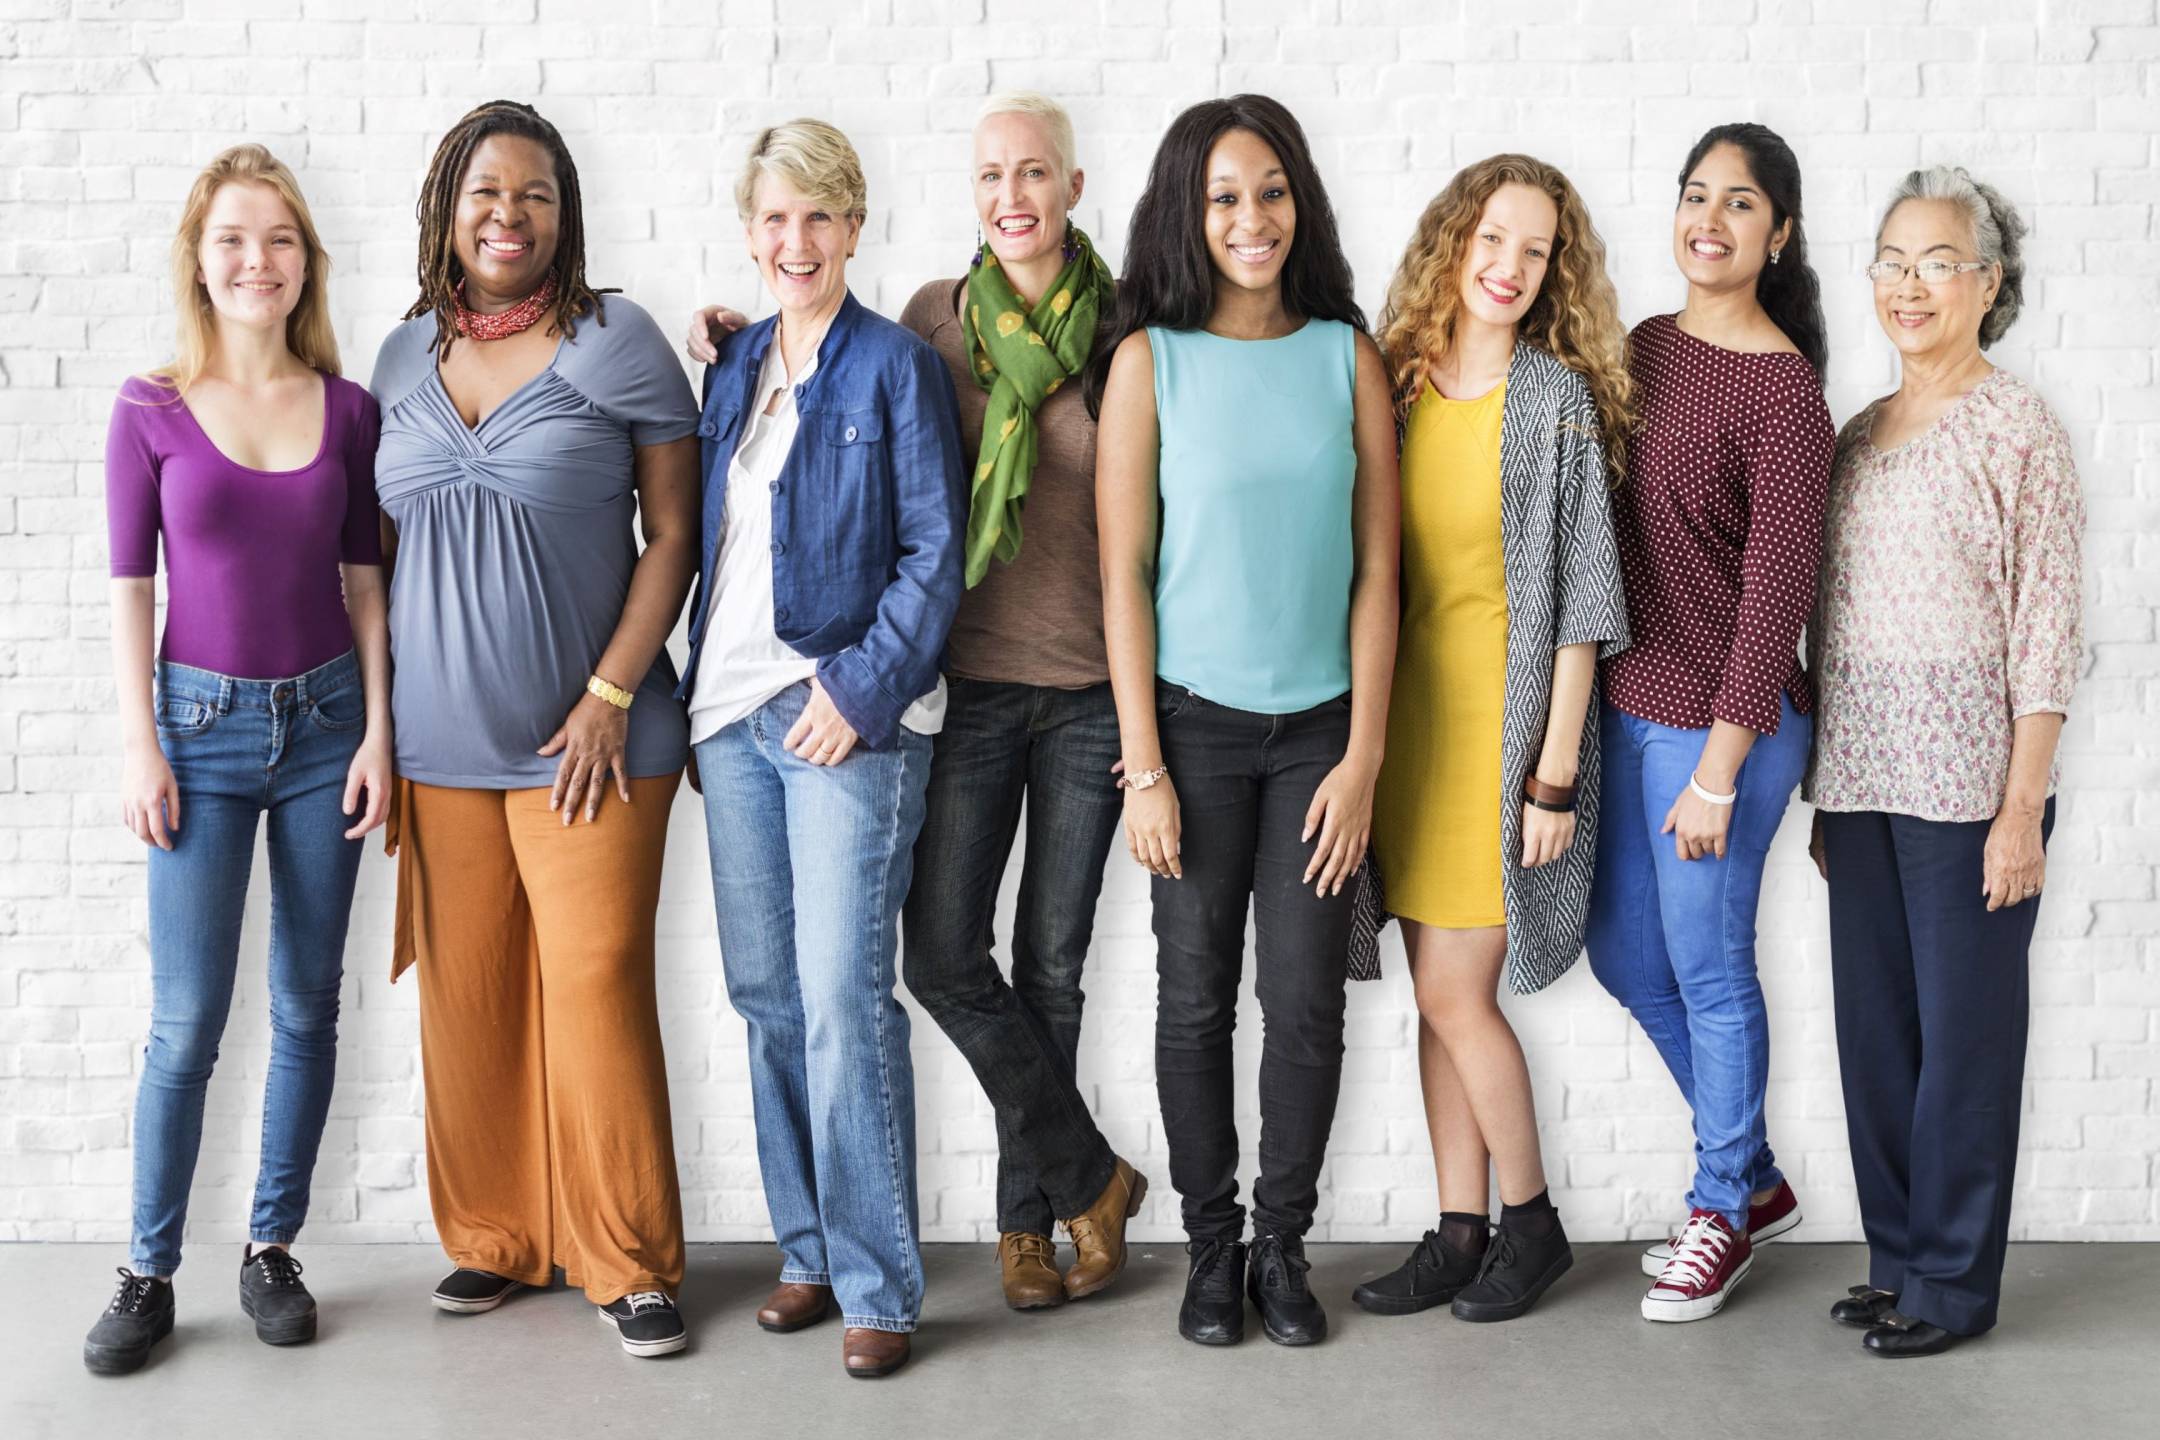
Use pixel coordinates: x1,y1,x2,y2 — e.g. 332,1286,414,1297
1348,155,1633,1324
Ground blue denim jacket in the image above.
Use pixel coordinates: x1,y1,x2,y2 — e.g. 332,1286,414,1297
676,290,967,750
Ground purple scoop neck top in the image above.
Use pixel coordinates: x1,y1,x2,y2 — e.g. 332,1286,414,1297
105,372,384,680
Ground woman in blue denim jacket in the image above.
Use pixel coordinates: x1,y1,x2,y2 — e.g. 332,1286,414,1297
677,119,966,1381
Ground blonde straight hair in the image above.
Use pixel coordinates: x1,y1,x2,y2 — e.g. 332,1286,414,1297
145,144,341,397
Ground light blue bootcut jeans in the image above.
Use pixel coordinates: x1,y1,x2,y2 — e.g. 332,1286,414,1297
131,651,366,1277
695,681,932,1332
1583,692,1811,1230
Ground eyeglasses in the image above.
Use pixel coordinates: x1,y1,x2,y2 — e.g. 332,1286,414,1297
1864,259,1992,285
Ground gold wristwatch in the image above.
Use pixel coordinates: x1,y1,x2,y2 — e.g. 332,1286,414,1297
587,674,635,710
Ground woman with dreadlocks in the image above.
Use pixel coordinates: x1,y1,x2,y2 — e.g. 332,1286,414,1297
368,100,701,1358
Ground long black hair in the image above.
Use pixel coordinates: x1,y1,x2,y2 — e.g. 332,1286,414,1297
1678,122,1828,385
1084,94,1364,416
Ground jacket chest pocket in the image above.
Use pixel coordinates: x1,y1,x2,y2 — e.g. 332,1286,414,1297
813,407,893,574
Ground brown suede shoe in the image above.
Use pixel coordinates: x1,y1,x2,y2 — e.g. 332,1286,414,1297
842,1326,910,1378
1062,1156,1149,1300
998,1231,1066,1311
756,1281,832,1334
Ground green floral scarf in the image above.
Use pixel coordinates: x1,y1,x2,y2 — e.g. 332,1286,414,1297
959,225,1112,587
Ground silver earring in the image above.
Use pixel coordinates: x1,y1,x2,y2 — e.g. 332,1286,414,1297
1770,248,1783,265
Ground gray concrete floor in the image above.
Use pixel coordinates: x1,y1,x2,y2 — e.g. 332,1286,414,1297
2,1241,2153,1440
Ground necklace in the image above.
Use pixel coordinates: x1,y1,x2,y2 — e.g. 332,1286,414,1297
454,269,558,342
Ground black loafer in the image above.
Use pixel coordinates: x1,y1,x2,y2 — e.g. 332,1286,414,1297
1831,1285,1898,1329
1864,1311,1964,1358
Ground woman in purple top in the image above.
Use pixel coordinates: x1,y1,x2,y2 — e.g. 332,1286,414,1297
1582,123,1835,1326
87,145,391,1376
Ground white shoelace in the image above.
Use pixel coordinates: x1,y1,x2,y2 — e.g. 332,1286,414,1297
623,1290,672,1314
1654,1214,1731,1292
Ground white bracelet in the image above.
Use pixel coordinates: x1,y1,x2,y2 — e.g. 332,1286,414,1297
1688,773,1737,807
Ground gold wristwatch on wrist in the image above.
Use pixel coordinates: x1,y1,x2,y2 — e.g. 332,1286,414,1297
587,674,635,710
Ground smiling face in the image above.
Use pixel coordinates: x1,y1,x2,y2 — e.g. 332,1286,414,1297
746,170,858,323
1673,142,1790,297
974,110,1082,271
1202,127,1296,297
1457,182,1557,334
195,181,309,334
452,133,561,306
1873,197,1999,363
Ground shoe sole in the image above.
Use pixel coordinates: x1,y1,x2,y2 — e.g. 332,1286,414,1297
758,1304,832,1334
1257,1312,1327,1346
431,1281,522,1315
239,1286,317,1346
1451,1248,1574,1324
1063,1172,1149,1302
1178,1322,1245,1347
83,1310,173,1376
1005,1290,1067,1312
1639,1207,1802,1278
596,1304,688,1357
1641,1253,1753,1323
1351,1282,1462,1316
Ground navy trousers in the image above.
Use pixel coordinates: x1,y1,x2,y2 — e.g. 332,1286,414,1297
1820,801,2053,1336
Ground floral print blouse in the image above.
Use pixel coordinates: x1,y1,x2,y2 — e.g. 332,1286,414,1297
1804,367,2084,822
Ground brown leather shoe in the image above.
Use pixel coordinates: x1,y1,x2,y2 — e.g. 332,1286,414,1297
756,1281,832,1333
998,1231,1066,1311
842,1326,910,1378
1063,1156,1149,1300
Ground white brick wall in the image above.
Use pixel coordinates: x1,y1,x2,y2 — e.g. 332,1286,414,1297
1,0,2154,1249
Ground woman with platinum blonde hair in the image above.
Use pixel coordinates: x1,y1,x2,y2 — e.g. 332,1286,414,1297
1805,165,2083,1359
688,92,1150,1320
680,118,966,1378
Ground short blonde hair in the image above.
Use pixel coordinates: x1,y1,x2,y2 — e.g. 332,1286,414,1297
735,119,867,222
974,91,1077,179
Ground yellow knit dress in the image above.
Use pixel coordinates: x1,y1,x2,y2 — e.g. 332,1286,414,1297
1374,380,1508,928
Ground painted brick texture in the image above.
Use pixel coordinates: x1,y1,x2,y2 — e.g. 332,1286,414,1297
1,0,2154,1248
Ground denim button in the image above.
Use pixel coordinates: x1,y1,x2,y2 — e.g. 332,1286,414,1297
770,542,784,556
775,607,789,622
768,480,780,494
844,424,858,442
793,384,805,401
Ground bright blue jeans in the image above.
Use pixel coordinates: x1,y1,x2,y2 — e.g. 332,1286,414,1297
1583,692,1810,1230
695,681,932,1332
131,651,366,1278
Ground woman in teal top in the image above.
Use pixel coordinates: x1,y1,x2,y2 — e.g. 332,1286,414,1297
1091,94,1400,1351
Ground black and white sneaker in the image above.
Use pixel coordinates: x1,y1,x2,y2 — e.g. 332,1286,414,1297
431,1268,522,1314
84,1269,175,1375
239,1245,317,1345
598,1291,687,1357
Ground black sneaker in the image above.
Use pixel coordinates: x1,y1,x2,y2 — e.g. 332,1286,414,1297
1178,1238,1247,1346
1352,1228,1482,1316
597,1290,687,1357
239,1246,317,1345
431,1268,523,1314
84,1269,175,1375
1247,1232,1326,1346
1450,1217,1574,1323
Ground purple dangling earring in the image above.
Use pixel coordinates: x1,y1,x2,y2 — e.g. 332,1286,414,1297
971,224,985,269
1062,215,1079,265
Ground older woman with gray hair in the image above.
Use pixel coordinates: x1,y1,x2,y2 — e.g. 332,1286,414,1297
679,118,965,1378
1804,166,2084,1358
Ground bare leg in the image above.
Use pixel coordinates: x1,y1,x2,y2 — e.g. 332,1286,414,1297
1406,921,1545,1206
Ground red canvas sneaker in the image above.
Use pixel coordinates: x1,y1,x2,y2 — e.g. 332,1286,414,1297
1641,1209,1753,1323
1640,1179,1799,1277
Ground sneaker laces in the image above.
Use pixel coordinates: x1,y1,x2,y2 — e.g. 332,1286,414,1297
251,1248,304,1288
1470,1225,1516,1287
1656,1214,1731,1291
108,1268,160,1316
622,1290,674,1315
1186,1240,1241,1302
1254,1235,1311,1299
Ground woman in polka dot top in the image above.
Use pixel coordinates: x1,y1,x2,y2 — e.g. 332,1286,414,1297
1581,123,1836,1326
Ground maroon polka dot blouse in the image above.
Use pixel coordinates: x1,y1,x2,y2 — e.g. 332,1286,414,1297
1604,314,1835,736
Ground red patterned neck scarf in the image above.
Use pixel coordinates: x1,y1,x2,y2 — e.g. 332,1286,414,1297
454,269,558,341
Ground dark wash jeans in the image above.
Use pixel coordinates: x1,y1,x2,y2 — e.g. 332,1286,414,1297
1151,685,1355,1243
901,678,1123,1235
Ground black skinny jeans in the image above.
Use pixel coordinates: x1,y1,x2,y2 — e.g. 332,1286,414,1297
1151,685,1355,1243
900,678,1122,1235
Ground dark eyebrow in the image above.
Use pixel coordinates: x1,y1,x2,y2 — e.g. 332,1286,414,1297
1684,180,1758,196
468,171,555,189
1208,166,1286,185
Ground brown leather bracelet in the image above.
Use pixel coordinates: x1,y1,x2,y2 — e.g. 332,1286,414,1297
1523,774,1577,812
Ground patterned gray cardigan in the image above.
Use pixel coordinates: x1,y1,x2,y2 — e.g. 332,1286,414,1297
1349,343,1631,994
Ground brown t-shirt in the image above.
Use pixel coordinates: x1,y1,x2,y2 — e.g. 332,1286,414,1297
899,277,1109,689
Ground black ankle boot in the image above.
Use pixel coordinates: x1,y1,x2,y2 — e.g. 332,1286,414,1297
1178,1238,1247,1346
1247,1232,1327,1346
1450,1213,1574,1323
1352,1222,1484,1316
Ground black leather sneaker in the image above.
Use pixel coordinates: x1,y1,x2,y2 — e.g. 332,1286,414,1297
1450,1217,1575,1323
597,1290,687,1357
1178,1238,1247,1346
1352,1228,1482,1316
1247,1232,1327,1345
239,1246,317,1345
431,1268,523,1314
84,1269,175,1375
